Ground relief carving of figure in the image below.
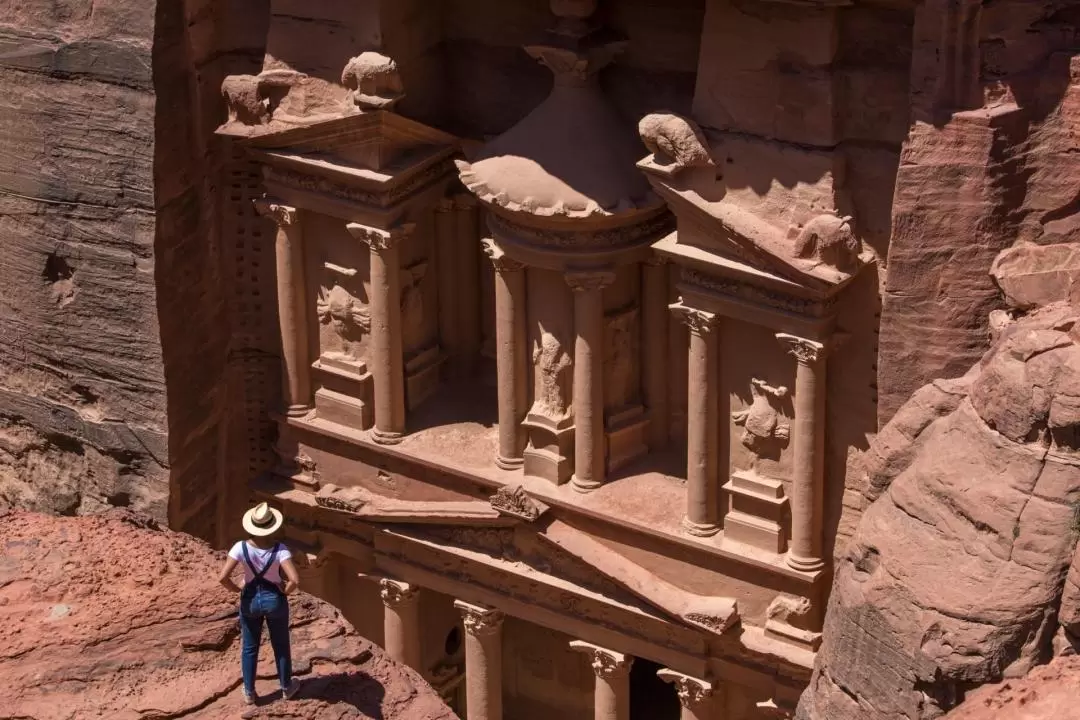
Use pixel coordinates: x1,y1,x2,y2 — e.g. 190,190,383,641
400,262,428,354
532,330,572,418
604,306,640,411
732,379,790,457
317,284,370,359
638,113,714,174
793,214,860,272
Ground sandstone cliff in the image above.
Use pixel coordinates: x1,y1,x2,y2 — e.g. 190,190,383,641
1,506,455,719
799,298,1080,719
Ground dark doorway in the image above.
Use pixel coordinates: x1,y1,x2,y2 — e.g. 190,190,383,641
630,657,681,720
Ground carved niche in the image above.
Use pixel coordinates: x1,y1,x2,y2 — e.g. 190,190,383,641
603,304,641,413
732,379,790,463
400,260,429,357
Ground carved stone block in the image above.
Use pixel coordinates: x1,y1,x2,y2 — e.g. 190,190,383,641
312,359,374,431
605,404,647,474
404,345,445,411
722,470,790,554
522,412,575,485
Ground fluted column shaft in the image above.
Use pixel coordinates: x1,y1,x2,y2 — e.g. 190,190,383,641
380,579,421,672
777,333,828,571
658,669,718,720
348,223,411,444
455,600,504,720
255,199,311,416
642,258,669,450
484,239,527,469
570,641,633,720
567,270,615,493
675,304,720,537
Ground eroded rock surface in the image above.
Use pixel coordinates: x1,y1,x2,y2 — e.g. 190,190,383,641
799,302,1080,720
0,508,454,720
944,655,1080,720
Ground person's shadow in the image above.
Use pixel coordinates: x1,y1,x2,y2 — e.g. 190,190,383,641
242,672,386,719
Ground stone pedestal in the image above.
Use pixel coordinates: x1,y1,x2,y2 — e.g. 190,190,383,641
347,223,411,445
674,303,721,537
722,470,789,554
455,600,504,720
568,270,615,493
776,333,828,572
483,239,527,470
570,641,633,720
658,669,718,720
312,357,374,430
380,578,421,672
522,414,575,485
255,199,312,416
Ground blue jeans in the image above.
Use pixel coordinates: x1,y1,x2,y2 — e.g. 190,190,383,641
239,585,291,695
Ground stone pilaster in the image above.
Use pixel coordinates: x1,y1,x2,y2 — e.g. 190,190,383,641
642,257,669,450
380,578,421,672
255,198,312,416
672,302,721,537
657,669,718,720
454,194,482,371
347,223,412,445
776,333,829,572
566,270,616,493
455,600,505,720
569,641,633,720
483,239,527,470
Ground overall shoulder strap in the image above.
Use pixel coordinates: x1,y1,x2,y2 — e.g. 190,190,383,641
241,542,280,580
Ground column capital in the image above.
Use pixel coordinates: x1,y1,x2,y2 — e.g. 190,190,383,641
569,640,633,679
776,333,828,365
455,600,504,636
482,238,525,273
565,269,616,293
657,669,715,710
379,578,419,607
253,197,299,226
347,222,415,253
671,302,718,336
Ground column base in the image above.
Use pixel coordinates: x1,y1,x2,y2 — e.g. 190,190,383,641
286,404,313,418
372,428,405,446
682,516,720,537
570,475,604,493
786,552,825,572
495,454,524,471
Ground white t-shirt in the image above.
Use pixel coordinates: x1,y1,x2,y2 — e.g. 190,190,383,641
229,541,292,585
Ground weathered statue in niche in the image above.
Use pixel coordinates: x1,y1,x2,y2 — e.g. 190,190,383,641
400,261,428,355
604,306,640,412
732,378,790,461
531,330,572,419
317,282,370,360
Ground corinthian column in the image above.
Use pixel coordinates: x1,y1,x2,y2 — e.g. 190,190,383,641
642,257,669,450
483,239,527,470
570,641,633,720
657,669,718,720
776,333,828,572
380,578,421,672
672,302,720,537
255,198,312,416
566,270,615,493
347,223,412,445
455,600,504,720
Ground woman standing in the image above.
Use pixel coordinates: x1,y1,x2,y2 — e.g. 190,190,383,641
218,502,302,705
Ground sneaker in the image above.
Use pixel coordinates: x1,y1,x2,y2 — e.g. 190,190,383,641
282,679,301,700
241,688,255,705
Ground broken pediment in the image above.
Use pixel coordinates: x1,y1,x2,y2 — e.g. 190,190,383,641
638,113,867,292
242,110,459,181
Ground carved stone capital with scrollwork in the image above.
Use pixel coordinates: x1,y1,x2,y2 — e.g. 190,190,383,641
346,223,414,253
776,333,827,365
657,669,715,710
565,269,615,293
671,304,718,337
379,578,419,608
569,640,633,679
481,238,524,273
454,600,504,637
253,198,298,227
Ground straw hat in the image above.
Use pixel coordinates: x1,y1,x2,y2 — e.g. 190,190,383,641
242,502,284,537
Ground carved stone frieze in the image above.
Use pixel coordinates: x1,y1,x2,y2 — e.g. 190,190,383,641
252,198,298,226
314,483,370,513
264,157,456,210
776,333,826,365
486,211,673,252
489,485,548,522
379,578,419,607
657,669,715,709
481,238,524,273
681,268,836,316
455,600,505,636
732,379,790,455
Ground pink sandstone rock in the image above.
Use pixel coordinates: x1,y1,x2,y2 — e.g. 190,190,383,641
944,655,1080,720
991,243,1080,310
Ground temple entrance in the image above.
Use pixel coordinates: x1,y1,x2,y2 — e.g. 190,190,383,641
630,658,680,720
